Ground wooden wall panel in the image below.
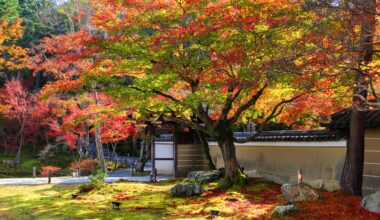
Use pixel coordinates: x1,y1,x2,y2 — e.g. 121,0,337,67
363,128,380,194
176,144,207,177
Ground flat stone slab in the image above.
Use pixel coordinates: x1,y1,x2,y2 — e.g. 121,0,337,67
271,205,299,217
362,191,380,214
187,170,222,184
170,182,204,197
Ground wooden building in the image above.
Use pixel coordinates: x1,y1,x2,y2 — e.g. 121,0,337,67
154,110,380,194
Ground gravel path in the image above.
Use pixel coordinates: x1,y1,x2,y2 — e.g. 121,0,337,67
0,158,166,185
0,174,173,185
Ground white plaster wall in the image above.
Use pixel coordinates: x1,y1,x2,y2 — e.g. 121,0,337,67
155,160,174,174
209,141,347,191
155,142,174,158
154,142,174,174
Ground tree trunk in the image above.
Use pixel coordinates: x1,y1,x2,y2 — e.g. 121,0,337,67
136,139,151,172
195,129,216,170
15,119,25,165
342,0,376,196
95,127,107,172
342,110,366,195
111,143,117,161
93,82,107,172
136,125,153,172
214,129,246,187
84,125,90,158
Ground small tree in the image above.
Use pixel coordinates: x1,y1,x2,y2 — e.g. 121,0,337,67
0,79,36,162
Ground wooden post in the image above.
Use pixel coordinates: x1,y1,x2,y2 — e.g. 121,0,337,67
152,139,156,182
48,170,52,184
173,125,178,178
77,168,81,177
154,168,157,182
131,160,134,177
297,169,303,184
32,167,36,178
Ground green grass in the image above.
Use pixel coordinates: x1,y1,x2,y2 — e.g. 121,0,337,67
0,179,285,219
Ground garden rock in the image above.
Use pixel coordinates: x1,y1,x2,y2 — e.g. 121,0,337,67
270,205,299,217
170,182,204,197
187,170,222,184
323,181,341,192
281,183,320,203
361,191,380,214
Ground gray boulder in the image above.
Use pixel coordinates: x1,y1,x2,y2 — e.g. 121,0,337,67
170,182,204,197
270,205,299,217
187,170,222,184
281,183,320,203
361,191,380,214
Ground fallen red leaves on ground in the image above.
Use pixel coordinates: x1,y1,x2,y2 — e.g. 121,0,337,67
295,191,380,220
77,196,96,201
170,179,380,219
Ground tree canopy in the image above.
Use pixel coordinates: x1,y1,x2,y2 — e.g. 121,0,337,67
0,0,379,189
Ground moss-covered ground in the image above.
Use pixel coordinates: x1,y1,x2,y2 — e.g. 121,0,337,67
0,178,378,219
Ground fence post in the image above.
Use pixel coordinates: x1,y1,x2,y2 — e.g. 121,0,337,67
32,167,36,178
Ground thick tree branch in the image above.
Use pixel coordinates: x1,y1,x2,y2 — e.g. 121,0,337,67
229,83,268,124
234,94,303,143
219,86,241,121
130,86,182,103
162,115,208,134
195,104,214,128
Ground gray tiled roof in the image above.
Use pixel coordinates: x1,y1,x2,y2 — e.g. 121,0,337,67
234,130,346,142
323,109,380,130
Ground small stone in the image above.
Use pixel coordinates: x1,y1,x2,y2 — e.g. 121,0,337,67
361,191,380,214
170,182,204,197
270,205,299,217
187,170,222,184
281,183,320,203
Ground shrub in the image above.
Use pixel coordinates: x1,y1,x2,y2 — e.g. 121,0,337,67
70,159,95,173
105,160,128,171
79,182,97,193
89,166,107,184
40,166,61,177
78,167,106,193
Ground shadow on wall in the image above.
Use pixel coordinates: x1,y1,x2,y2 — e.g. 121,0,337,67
208,142,346,192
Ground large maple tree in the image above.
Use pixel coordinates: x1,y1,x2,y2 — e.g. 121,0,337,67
34,0,351,186
78,0,347,186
